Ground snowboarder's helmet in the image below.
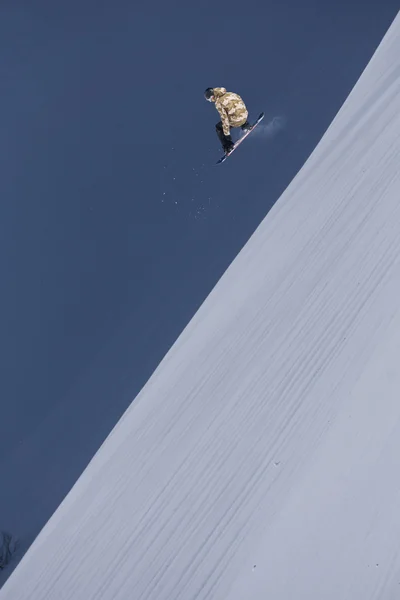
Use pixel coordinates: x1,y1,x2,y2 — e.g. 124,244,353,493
204,87,214,101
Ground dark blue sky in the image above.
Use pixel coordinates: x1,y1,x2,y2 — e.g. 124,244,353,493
0,0,398,581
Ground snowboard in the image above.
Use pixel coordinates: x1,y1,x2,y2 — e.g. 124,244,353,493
216,112,264,164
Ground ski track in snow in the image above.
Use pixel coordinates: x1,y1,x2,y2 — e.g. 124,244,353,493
2,12,400,600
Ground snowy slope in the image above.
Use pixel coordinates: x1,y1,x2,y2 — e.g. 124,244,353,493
2,12,400,600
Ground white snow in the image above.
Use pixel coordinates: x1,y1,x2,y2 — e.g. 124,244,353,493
2,12,400,600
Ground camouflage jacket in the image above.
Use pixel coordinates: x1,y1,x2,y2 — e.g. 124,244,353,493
213,87,248,136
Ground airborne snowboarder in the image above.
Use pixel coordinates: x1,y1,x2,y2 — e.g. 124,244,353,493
204,87,253,155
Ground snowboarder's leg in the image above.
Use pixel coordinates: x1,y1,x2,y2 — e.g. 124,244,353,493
216,121,234,153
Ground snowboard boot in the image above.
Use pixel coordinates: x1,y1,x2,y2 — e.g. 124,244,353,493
241,120,253,133
223,139,234,154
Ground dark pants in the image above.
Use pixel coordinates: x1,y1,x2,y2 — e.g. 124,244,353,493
215,120,251,150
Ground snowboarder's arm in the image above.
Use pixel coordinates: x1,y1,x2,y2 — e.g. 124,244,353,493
216,104,231,137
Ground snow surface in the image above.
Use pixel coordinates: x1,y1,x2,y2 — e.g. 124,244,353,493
2,12,400,600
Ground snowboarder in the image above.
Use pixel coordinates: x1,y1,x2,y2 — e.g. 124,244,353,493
204,87,253,154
